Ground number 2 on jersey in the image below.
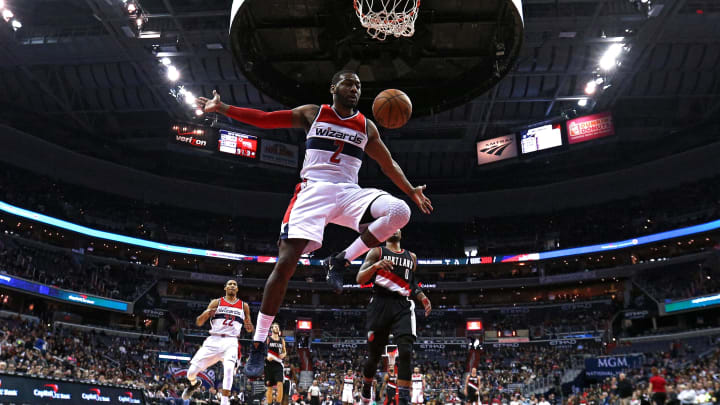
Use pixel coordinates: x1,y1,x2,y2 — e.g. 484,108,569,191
330,140,344,163
222,317,234,326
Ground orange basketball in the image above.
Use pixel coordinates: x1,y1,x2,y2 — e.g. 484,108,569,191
372,89,412,129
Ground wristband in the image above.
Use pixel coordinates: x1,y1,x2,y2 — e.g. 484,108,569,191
421,296,430,307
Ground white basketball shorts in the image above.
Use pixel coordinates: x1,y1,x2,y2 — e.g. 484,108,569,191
280,180,388,254
189,336,238,370
342,388,354,403
411,389,423,404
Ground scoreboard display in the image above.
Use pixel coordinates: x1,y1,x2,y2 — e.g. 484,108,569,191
218,129,258,158
520,123,563,154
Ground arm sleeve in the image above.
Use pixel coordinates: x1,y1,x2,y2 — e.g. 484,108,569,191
225,106,294,129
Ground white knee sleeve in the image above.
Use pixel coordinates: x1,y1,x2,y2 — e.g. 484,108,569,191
222,359,235,391
368,195,411,242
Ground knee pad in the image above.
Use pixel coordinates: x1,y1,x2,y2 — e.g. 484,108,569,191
368,197,411,242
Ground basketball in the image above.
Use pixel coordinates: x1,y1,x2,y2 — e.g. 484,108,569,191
372,89,413,129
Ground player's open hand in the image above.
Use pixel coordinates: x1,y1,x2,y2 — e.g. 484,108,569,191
372,259,393,273
197,90,222,113
410,185,433,214
421,296,432,317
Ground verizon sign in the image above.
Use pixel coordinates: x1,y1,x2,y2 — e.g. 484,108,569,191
476,135,517,165
566,111,615,144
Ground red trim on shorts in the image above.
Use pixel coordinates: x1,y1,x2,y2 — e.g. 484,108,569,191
282,181,304,224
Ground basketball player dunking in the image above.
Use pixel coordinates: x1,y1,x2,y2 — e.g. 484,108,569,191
265,323,287,405
464,368,481,405
381,367,399,405
196,71,433,378
182,280,254,405
355,229,432,405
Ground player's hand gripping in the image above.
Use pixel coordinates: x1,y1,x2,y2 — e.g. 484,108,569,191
197,90,223,113
372,259,394,274
410,185,433,214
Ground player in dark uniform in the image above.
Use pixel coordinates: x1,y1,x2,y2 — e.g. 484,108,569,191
265,323,286,405
356,229,432,405
382,367,399,405
464,368,480,405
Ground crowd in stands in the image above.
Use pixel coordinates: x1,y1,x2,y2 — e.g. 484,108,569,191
1,162,719,261
635,255,720,302
0,233,154,301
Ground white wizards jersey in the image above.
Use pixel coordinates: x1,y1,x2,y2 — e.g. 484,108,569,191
209,297,245,337
301,104,368,184
412,374,423,390
343,375,354,391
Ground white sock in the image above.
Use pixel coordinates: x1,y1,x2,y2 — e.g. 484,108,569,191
344,237,370,262
253,312,275,342
221,396,230,405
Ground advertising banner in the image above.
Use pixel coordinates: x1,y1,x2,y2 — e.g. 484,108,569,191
476,135,518,165
567,111,615,144
260,139,299,168
584,355,643,377
0,373,144,404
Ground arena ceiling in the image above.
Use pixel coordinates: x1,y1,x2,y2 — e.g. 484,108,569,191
0,0,718,193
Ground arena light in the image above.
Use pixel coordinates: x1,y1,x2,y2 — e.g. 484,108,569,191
584,80,597,95
578,98,588,107
160,57,171,65
11,19,21,30
599,43,624,70
194,108,204,116
184,93,196,106
0,0,5,10
127,2,136,13
2,8,12,21
135,17,143,28
166,65,179,81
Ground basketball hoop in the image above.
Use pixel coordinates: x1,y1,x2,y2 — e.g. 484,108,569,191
385,345,399,370
353,0,420,41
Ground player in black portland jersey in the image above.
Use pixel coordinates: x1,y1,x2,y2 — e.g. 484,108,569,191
265,323,286,405
355,229,432,405
464,368,481,405
382,366,399,405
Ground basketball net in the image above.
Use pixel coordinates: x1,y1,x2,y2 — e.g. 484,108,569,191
353,0,420,41
385,347,399,371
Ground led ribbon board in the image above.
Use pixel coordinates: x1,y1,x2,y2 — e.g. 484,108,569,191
2,200,719,266
0,273,129,312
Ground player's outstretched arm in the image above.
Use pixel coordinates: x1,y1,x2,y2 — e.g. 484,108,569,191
197,90,319,130
364,120,433,215
356,247,394,284
243,302,254,333
196,298,219,326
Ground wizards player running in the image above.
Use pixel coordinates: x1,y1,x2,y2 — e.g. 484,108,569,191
182,280,254,405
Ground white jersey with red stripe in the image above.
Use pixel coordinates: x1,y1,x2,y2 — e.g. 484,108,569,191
411,374,423,390
209,297,245,337
301,104,368,184
343,375,354,390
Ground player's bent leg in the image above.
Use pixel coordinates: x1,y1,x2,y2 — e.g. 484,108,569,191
395,335,414,405
181,362,204,400
245,238,307,378
275,382,284,404
219,358,235,405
